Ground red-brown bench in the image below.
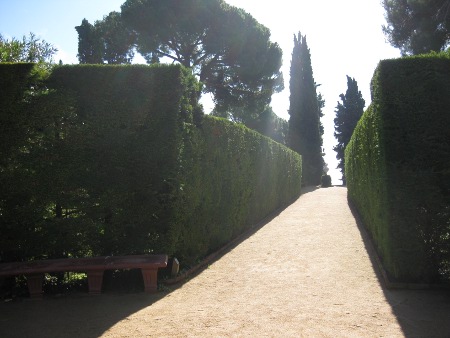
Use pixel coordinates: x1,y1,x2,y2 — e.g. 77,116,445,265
0,254,168,298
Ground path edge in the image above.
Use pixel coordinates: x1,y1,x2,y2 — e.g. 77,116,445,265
162,187,318,286
348,197,450,290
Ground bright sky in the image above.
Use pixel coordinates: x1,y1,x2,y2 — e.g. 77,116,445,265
0,0,401,184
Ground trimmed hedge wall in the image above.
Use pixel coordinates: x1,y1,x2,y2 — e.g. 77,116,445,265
0,63,44,175
0,63,54,262
45,64,202,257
170,116,302,263
0,64,201,261
346,53,450,283
1,63,302,268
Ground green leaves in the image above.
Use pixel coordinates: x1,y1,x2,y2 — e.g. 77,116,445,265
0,33,57,75
75,19,103,64
346,55,450,283
0,64,201,261
0,33,57,64
333,76,365,182
288,32,323,186
75,12,135,64
1,63,301,272
382,0,450,55
172,116,302,263
120,0,283,116
74,0,283,118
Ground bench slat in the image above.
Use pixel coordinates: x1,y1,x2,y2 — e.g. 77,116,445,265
0,254,167,276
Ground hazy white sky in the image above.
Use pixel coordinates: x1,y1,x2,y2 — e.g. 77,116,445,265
0,0,401,183
224,0,400,183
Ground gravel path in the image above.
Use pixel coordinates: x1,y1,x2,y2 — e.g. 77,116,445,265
1,186,449,337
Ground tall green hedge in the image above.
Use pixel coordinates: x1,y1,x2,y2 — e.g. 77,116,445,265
45,64,203,257
0,63,35,162
1,63,302,267
0,64,201,261
346,53,450,283
0,63,53,262
169,116,302,263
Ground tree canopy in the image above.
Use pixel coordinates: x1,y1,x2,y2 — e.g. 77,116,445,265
288,32,323,186
382,0,450,55
76,0,283,116
75,12,135,64
0,32,57,65
242,105,288,145
333,76,365,184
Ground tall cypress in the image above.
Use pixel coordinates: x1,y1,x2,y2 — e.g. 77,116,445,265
333,75,365,184
288,32,323,186
75,19,103,64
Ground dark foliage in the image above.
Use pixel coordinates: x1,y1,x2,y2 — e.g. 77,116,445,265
0,33,57,65
0,64,201,262
321,175,332,188
1,64,301,272
236,105,288,145
170,116,302,263
288,32,323,186
333,76,365,184
346,52,450,283
382,0,450,55
75,0,283,120
75,12,135,64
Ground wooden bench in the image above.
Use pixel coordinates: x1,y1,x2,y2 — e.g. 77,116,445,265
0,254,168,298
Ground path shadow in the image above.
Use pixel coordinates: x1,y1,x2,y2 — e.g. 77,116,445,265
0,190,311,338
0,289,167,338
300,185,320,195
348,199,450,338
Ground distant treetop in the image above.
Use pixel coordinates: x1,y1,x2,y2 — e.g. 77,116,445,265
382,0,450,55
76,0,284,118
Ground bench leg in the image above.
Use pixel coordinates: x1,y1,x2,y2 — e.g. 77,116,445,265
26,274,44,299
141,268,158,293
87,271,104,295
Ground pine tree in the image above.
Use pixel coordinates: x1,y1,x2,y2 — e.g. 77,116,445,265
75,19,103,64
288,32,323,186
382,0,450,55
333,76,365,184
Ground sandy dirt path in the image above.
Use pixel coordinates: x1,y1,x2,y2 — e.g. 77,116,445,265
1,187,449,337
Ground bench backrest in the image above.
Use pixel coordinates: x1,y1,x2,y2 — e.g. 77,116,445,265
0,254,168,276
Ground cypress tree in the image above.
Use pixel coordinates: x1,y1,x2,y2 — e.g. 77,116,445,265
333,75,365,184
288,32,323,186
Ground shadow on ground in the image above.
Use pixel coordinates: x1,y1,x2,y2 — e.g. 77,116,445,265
349,200,450,338
0,291,168,338
0,188,316,338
